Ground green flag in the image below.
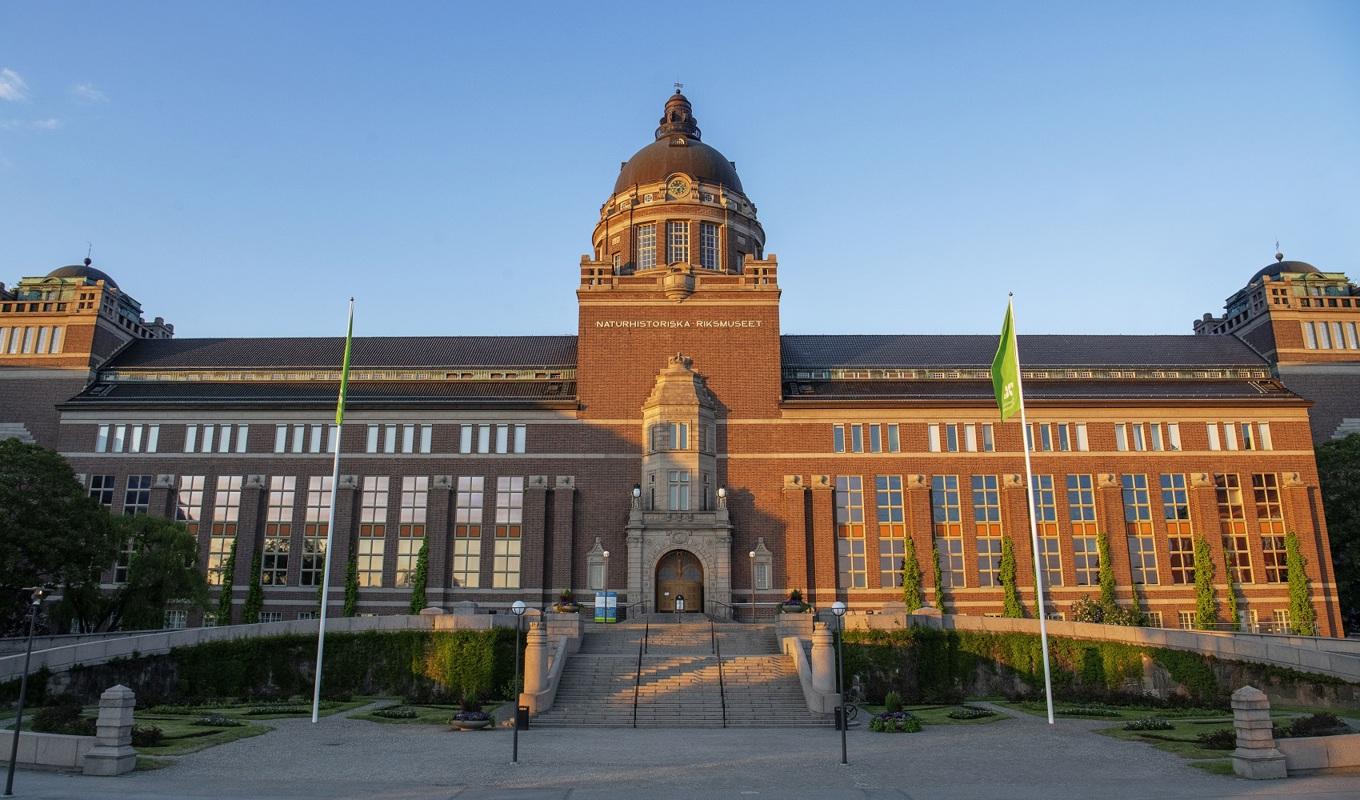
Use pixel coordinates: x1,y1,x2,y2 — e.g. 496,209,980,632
335,300,354,425
991,301,1021,421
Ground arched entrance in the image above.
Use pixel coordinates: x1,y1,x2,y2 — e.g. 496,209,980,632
655,549,704,613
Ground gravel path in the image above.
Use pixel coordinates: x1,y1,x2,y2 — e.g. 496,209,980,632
7,702,1359,800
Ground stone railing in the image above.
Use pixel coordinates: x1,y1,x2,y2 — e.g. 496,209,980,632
783,632,838,715
2,685,137,776
519,613,582,716
1232,685,1360,778
841,609,1360,684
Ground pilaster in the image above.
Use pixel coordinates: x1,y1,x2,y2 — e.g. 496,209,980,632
781,475,809,596
425,475,452,603
328,475,359,589
810,475,835,605
551,476,576,593
232,475,267,588
522,476,549,603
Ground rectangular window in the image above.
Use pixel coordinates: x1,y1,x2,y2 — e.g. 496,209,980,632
300,476,332,587
1215,473,1253,583
588,559,605,591
876,475,906,587
401,424,415,454
111,424,127,453
1240,422,1256,451
668,469,691,511
1127,534,1159,585
1122,473,1153,523
234,424,246,453
176,475,206,541
1207,423,1221,451
699,221,719,269
1349,322,1360,350
493,476,524,588
95,424,110,452
1072,536,1099,586
184,424,198,453
635,223,656,269
259,611,283,624
357,476,389,588
869,423,882,454
309,424,323,454
200,424,215,453
1160,473,1193,585
420,424,433,454
262,476,295,585
208,476,242,586
513,424,526,453
1258,422,1273,450
50,326,63,353
1318,320,1332,348
1075,423,1089,451
850,424,863,453
945,423,959,452
459,424,473,454
832,424,846,453
667,220,689,264
887,423,900,452
1302,321,1317,349
1253,473,1287,582
1167,422,1181,451
395,476,428,587
495,424,509,454
478,424,491,453
1032,474,1062,587
835,476,866,588
1057,424,1071,452
123,474,152,516
163,609,188,630
366,424,379,453
1115,423,1128,452
453,476,485,588
275,425,288,453
931,475,964,588
927,423,940,453
384,424,397,454
1178,610,1196,630
976,537,1003,587
1122,473,1158,584
972,474,1003,586
755,562,772,590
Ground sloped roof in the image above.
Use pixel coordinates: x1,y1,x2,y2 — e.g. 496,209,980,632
106,336,578,370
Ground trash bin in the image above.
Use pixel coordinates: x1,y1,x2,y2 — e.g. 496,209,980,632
515,705,530,730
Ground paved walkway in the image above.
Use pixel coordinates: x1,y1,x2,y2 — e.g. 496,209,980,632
7,703,1358,800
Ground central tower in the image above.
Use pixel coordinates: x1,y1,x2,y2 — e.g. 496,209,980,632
576,91,784,615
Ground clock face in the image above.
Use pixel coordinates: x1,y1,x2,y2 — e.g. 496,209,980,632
668,178,690,198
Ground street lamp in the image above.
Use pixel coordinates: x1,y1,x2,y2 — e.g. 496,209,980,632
5,587,47,797
748,550,757,622
831,600,848,766
510,599,526,765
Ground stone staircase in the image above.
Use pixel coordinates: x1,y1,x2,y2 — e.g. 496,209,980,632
533,618,825,728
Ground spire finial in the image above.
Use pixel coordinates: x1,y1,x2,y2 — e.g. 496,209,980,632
1275,240,1284,262
85,241,93,266
674,80,684,94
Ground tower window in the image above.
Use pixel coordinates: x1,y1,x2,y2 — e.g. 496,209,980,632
635,224,656,269
667,470,691,511
700,222,719,269
667,221,689,264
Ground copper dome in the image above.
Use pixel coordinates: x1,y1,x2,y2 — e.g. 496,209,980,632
1251,259,1320,284
613,91,743,195
47,259,119,289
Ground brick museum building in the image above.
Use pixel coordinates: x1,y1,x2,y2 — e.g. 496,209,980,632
0,91,1349,636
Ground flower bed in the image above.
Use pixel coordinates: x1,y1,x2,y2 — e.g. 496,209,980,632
946,705,996,720
869,710,922,733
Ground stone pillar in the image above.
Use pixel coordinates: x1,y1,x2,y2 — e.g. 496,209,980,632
1097,474,1136,590
550,477,576,594
810,625,836,695
810,475,836,606
425,475,453,604
906,475,935,608
522,477,549,603
782,476,810,597
82,685,137,776
520,621,550,713
232,475,267,589
1231,685,1286,779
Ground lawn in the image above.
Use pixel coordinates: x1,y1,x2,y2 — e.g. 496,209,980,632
132,715,272,756
858,703,1010,726
352,699,511,726
1005,701,1229,721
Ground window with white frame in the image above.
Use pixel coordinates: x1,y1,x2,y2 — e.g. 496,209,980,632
300,476,332,587
123,474,152,516
876,475,906,587
208,476,242,586
492,476,524,588
833,423,900,453
835,476,867,589
932,475,964,588
667,469,691,511
651,421,689,452
1114,422,1179,452
357,477,389,588
459,423,524,454
95,423,161,454
1207,421,1271,451
452,476,484,588
667,220,689,264
395,477,428,587
259,611,284,624
635,223,656,269
262,476,295,585
0,324,64,355
163,609,188,630
89,474,116,508
699,221,720,269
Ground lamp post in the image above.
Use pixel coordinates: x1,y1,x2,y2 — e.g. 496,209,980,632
748,549,757,622
510,599,526,764
601,549,610,620
831,600,848,766
5,587,47,797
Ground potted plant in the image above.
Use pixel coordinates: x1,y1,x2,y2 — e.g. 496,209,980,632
552,589,580,613
449,695,493,731
779,588,810,613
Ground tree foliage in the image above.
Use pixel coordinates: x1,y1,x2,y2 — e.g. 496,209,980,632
1096,529,1117,615
216,541,237,625
0,440,117,631
1286,532,1318,636
1000,537,1023,618
56,515,208,632
1316,434,1360,633
243,552,264,624
408,539,429,614
900,536,923,611
343,555,359,617
1193,536,1217,629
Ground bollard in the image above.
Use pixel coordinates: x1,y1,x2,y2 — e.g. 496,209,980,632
811,625,836,696
82,685,138,776
1230,685,1286,780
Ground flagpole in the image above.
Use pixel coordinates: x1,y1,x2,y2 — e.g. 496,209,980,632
1008,293,1056,725
312,297,354,724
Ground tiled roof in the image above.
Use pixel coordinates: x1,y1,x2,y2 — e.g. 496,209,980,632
64,380,576,409
106,336,578,370
779,334,1268,368
782,379,1298,403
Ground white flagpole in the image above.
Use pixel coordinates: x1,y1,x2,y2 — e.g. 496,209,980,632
311,298,353,724
1009,293,1056,725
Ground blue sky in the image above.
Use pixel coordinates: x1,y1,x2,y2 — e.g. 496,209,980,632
2,1,1357,339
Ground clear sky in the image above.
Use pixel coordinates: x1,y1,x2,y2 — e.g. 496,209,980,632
2,1,1357,340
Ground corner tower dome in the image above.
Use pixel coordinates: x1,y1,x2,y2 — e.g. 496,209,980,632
613,91,743,194
47,258,119,289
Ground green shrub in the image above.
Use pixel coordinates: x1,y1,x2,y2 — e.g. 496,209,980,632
947,705,995,720
372,706,418,719
1195,728,1237,750
31,699,92,735
1056,705,1122,717
1281,712,1349,738
1124,717,1173,731
882,690,903,712
131,724,163,746
869,710,921,732
191,713,243,727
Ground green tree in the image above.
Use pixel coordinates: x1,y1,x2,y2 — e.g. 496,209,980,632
0,440,117,632
1097,529,1118,615
1286,532,1318,636
1000,537,1023,618
931,539,945,611
242,552,264,624
343,556,359,617
56,515,209,632
408,539,429,614
1316,434,1360,632
900,536,923,611
1224,553,1241,632
216,541,237,625
1193,536,1217,629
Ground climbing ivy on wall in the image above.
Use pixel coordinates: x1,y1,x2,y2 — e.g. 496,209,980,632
1286,532,1318,636
901,537,924,612
1000,537,1023,618
216,541,237,625
1193,536,1217,630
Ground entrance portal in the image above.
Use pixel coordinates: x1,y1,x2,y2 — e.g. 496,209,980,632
655,549,704,613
